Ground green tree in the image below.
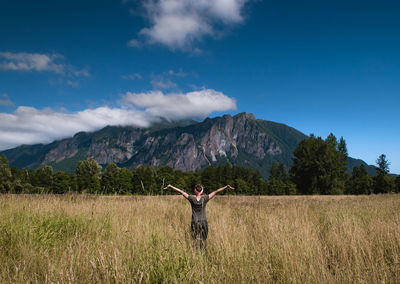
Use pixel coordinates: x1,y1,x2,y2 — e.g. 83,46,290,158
11,167,30,184
53,172,72,193
346,164,373,194
157,166,175,195
101,163,121,194
338,137,349,166
9,167,31,193
270,162,287,181
374,154,395,193
250,170,264,195
269,162,296,195
234,178,249,194
201,166,218,190
132,165,157,194
0,155,12,193
0,156,14,192
395,175,400,193
258,180,269,195
34,166,54,189
117,168,133,194
76,158,102,193
221,164,234,187
290,134,348,195
268,162,286,195
69,173,78,192
376,154,390,174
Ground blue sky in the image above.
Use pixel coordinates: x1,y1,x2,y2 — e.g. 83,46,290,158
0,0,399,173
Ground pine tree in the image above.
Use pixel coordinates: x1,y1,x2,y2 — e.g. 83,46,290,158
268,162,286,195
269,162,296,195
374,154,395,193
234,178,249,194
201,166,217,191
347,164,373,194
376,154,390,174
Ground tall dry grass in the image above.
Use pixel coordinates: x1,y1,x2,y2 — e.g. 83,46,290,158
0,194,399,283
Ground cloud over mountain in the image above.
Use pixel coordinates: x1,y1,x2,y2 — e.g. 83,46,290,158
122,89,237,120
0,106,151,150
0,89,236,150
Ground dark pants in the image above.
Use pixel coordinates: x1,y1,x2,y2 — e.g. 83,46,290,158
191,220,208,249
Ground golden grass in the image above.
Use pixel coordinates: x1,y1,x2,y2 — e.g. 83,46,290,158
0,194,399,283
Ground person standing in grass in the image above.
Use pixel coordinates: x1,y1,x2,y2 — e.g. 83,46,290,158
164,183,234,249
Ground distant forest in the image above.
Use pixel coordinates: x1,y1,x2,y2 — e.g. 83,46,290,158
1,134,399,195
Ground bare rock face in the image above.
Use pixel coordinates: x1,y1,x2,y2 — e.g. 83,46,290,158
201,115,235,162
168,133,207,171
196,113,281,164
86,128,143,164
42,139,79,164
42,127,144,165
129,132,208,171
87,141,134,164
125,112,284,172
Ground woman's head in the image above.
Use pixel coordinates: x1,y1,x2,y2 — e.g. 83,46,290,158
194,184,204,195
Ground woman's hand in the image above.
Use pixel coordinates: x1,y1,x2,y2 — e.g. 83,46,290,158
225,185,235,190
164,184,172,190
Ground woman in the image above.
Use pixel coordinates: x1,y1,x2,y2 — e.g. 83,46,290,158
164,183,234,249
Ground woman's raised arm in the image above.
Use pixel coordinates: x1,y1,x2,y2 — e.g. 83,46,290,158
164,184,189,199
208,185,234,200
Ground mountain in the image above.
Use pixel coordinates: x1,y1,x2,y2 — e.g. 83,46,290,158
1,112,377,178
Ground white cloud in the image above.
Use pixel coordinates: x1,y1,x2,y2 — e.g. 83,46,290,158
132,0,248,50
0,93,14,107
0,106,152,150
127,39,142,48
71,67,90,77
149,69,188,90
0,89,237,150
66,80,80,88
150,76,177,89
167,68,186,77
122,73,143,80
123,89,237,120
0,52,89,77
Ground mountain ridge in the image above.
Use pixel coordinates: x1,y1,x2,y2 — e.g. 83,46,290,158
1,112,377,178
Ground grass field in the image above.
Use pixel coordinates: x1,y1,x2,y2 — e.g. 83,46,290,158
0,194,399,283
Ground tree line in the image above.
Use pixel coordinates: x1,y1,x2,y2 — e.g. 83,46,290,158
1,133,399,195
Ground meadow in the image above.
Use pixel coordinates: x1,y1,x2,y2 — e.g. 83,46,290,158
0,194,399,283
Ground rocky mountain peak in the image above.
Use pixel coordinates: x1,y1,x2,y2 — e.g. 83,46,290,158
233,112,256,120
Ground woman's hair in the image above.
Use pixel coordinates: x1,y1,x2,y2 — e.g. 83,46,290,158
195,184,204,192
